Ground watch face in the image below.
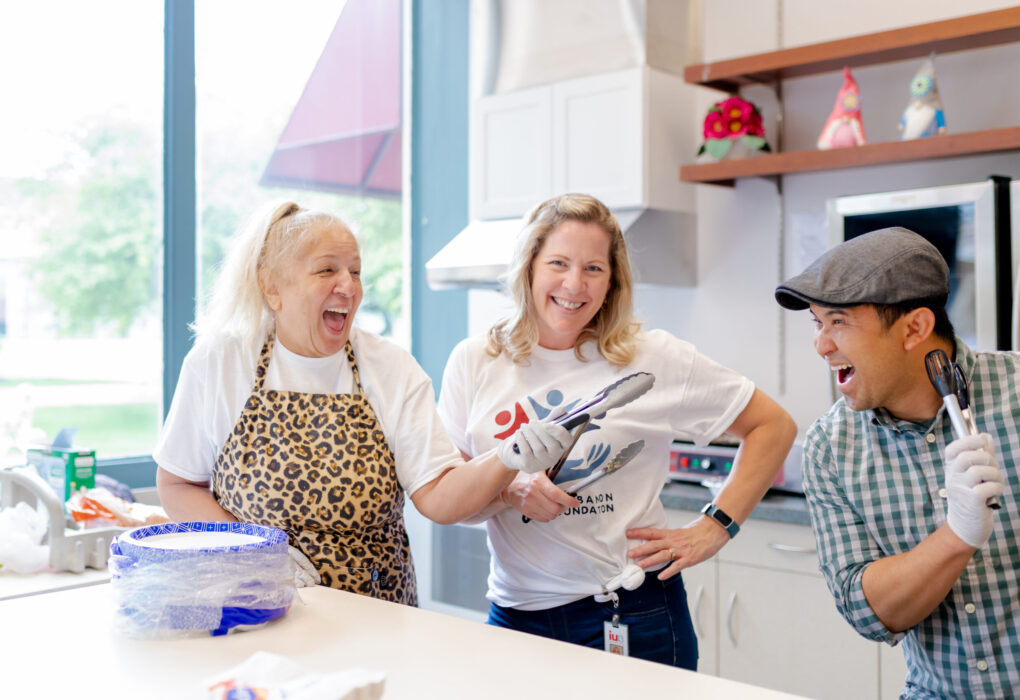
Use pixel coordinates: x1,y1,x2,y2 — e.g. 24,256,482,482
704,504,733,525
702,504,739,537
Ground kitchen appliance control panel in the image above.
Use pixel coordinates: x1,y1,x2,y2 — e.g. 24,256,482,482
669,441,785,486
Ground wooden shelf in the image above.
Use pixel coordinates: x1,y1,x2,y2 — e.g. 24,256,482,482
685,7,1020,92
680,126,1020,186
680,9,1020,185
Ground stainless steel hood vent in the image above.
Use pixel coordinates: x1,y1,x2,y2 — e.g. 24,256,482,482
426,208,696,290
426,218,522,290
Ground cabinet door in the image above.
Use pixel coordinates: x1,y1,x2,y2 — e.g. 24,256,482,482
470,86,552,219
681,560,719,675
719,513,822,575
718,563,879,700
552,69,642,208
666,509,718,674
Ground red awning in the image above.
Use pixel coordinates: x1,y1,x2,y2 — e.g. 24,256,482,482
260,0,401,199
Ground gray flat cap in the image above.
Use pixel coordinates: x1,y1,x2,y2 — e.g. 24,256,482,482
775,227,949,310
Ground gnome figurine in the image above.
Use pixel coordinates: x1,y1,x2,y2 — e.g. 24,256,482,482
899,54,946,140
817,66,866,149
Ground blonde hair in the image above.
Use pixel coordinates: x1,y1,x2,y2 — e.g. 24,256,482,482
192,200,353,349
488,193,640,366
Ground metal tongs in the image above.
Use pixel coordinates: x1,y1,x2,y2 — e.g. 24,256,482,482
519,372,655,523
510,371,655,475
522,440,645,523
544,371,655,481
924,349,1000,510
565,440,645,496
552,372,656,431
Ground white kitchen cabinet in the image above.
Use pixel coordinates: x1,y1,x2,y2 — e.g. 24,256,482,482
680,558,719,674
551,70,642,209
469,85,553,219
717,562,877,699
667,508,898,699
470,67,694,220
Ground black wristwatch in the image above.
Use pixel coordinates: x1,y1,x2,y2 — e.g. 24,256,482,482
701,503,740,538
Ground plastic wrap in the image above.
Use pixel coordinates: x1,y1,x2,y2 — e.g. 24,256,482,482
109,521,295,639
0,500,49,573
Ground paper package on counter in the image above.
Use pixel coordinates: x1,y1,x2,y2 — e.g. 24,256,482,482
68,486,169,528
205,651,385,700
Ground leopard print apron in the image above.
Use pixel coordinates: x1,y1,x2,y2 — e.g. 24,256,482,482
211,330,417,605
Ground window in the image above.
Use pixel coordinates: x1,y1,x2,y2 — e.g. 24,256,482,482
0,1,164,466
195,0,405,343
0,0,406,484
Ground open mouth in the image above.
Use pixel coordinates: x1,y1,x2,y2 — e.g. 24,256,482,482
833,363,855,385
323,307,349,335
552,296,584,311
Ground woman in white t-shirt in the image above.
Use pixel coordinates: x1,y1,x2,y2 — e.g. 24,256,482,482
437,193,796,666
154,201,570,606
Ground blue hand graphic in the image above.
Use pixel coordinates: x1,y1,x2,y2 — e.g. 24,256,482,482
553,442,612,486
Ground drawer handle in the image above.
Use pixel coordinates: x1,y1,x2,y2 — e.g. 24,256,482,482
691,585,704,639
726,591,737,646
767,542,816,554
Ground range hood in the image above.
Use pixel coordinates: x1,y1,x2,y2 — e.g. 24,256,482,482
426,208,696,290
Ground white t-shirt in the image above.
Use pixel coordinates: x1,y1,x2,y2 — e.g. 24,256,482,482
154,326,461,497
437,330,754,610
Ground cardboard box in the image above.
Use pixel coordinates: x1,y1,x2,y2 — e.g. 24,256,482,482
27,447,96,501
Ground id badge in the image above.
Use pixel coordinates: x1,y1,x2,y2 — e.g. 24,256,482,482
603,619,629,656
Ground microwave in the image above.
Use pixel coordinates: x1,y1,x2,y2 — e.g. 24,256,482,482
827,176,1016,352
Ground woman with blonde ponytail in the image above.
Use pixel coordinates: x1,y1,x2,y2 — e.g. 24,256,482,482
155,200,570,605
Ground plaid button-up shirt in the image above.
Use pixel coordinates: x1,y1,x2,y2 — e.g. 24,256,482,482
803,340,1020,699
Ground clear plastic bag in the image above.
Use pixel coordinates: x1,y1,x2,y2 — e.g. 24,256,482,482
0,500,49,574
109,522,295,639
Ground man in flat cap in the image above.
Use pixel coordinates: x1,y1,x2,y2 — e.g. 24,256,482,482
776,227,1017,698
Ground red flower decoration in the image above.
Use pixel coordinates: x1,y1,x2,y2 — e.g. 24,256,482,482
698,95,770,159
718,96,753,124
746,109,764,136
703,110,727,140
727,117,750,138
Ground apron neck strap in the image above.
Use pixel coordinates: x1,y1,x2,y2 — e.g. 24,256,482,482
344,340,364,394
255,328,364,395
254,328,275,390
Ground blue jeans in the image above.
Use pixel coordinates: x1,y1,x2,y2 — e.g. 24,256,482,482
487,572,698,669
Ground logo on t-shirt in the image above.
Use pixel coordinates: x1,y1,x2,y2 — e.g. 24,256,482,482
492,388,612,486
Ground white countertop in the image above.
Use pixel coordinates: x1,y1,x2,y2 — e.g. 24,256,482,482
0,583,807,700
0,567,110,600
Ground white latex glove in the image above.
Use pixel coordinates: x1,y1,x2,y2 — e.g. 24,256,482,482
289,545,321,588
496,417,573,474
944,433,1006,548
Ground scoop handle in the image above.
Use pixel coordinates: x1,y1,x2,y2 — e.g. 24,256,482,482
924,349,956,399
925,350,1000,510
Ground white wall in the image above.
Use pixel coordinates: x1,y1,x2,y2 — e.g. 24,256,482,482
635,0,1020,434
